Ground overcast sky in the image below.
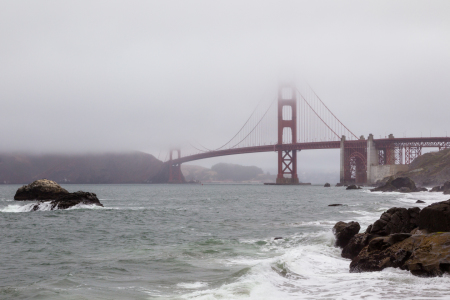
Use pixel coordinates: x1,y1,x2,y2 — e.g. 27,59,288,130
1,1,449,174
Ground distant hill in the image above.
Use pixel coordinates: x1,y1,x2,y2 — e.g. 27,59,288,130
182,163,270,182
382,148,450,186
0,152,164,184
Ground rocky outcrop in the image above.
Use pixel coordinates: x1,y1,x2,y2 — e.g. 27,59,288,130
324,183,331,187
333,221,360,248
428,181,450,194
350,233,450,277
342,233,379,259
366,207,420,236
418,199,450,232
31,191,103,211
346,185,361,190
14,179,69,200
14,179,103,210
371,177,420,193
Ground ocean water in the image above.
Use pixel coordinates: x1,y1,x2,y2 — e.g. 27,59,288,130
1,184,450,300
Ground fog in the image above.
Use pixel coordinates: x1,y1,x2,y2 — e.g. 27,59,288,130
1,1,449,175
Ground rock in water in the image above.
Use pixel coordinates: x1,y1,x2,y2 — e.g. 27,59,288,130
419,199,450,232
324,183,331,187
346,185,361,190
14,179,69,200
367,207,420,236
350,232,450,277
370,177,418,192
333,221,360,248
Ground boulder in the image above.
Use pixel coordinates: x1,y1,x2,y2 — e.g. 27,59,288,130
350,232,450,277
32,191,103,211
342,233,379,260
14,179,69,200
367,207,420,236
419,199,450,232
443,181,450,194
416,200,425,203
346,185,361,190
324,183,331,187
370,177,419,193
430,186,443,192
333,221,360,248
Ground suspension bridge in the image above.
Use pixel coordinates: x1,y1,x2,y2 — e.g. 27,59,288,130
159,84,450,185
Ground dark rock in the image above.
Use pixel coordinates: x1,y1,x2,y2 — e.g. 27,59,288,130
443,182,450,194
430,186,443,192
329,204,344,206
335,183,344,187
342,233,379,260
346,185,361,190
274,237,283,240
419,199,450,232
416,187,428,192
368,207,420,236
333,221,360,248
350,233,450,277
31,191,103,211
371,176,418,193
416,200,425,203
324,183,331,187
14,179,69,200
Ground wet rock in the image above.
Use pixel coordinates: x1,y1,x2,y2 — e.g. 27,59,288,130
371,177,419,193
416,200,425,203
274,237,283,240
419,199,450,232
342,233,380,260
31,191,103,211
346,185,361,190
335,183,344,187
430,186,443,192
329,204,344,206
368,207,420,236
324,183,331,187
350,232,450,277
333,221,360,248
14,179,69,200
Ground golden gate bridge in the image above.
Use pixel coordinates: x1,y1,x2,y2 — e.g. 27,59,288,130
160,84,450,185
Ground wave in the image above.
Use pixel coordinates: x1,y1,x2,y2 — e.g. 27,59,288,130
0,202,107,213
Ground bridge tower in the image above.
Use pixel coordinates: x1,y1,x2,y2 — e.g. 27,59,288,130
168,148,183,183
276,84,299,184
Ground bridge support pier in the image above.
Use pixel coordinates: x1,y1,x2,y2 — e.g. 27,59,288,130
168,148,184,184
275,84,300,185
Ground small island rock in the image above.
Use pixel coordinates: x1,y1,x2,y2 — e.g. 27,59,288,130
14,179,69,200
324,183,331,187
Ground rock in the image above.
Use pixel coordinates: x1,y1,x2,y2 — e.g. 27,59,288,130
31,191,103,211
346,185,361,190
342,233,379,260
416,200,425,203
430,186,443,192
350,232,450,277
14,179,69,200
418,199,450,232
370,176,419,193
274,237,283,240
335,183,344,187
368,207,420,236
329,204,344,206
443,181,450,194
333,221,360,248
416,187,428,192
324,183,331,187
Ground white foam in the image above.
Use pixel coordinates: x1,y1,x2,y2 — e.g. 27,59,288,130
177,282,209,289
177,240,450,300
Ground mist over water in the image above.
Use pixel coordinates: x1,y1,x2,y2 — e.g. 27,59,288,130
1,184,450,299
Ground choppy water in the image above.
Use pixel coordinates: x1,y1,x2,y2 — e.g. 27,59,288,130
1,184,450,300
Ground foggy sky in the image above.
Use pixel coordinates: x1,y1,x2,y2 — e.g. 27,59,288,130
1,1,449,174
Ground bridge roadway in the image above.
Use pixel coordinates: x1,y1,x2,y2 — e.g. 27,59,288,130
166,137,450,165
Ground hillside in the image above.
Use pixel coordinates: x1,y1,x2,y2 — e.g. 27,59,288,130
0,152,164,184
389,148,450,186
182,163,271,182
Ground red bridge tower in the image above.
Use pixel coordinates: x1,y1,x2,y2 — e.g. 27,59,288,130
276,84,300,184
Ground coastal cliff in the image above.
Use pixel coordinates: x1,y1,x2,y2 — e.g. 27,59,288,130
0,152,164,184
